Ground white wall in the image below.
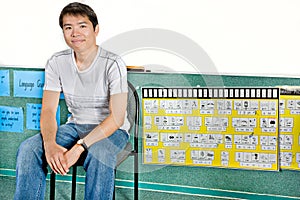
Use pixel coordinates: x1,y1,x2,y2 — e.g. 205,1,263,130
1,0,300,77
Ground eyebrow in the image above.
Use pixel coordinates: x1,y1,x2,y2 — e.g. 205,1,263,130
63,21,88,27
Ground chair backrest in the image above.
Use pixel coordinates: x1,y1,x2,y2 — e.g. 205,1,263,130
126,81,139,144
115,81,139,167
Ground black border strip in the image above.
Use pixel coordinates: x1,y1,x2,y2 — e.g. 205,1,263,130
142,87,279,99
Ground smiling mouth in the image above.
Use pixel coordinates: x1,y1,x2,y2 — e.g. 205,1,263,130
72,39,84,44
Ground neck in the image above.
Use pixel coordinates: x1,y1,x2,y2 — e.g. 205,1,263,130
75,45,98,71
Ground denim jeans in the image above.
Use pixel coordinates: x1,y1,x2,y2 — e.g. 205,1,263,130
14,123,129,200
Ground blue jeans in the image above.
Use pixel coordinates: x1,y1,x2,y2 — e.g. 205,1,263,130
14,123,129,200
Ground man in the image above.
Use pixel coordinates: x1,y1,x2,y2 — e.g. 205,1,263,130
14,2,130,199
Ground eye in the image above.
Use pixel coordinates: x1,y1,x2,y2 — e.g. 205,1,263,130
64,26,72,31
80,24,87,29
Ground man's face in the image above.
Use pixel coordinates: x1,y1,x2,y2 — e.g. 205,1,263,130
62,14,99,53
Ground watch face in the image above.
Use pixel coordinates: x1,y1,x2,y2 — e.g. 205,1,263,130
77,139,88,150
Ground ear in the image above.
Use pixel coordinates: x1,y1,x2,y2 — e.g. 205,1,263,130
95,24,100,36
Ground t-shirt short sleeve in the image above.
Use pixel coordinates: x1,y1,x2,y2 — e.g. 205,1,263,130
107,56,128,95
43,58,62,92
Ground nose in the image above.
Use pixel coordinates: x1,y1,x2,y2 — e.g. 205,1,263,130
71,27,80,37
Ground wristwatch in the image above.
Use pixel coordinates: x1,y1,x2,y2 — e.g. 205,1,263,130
77,139,88,150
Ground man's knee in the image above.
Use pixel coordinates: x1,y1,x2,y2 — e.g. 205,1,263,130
84,146,116,170
16,134,43,163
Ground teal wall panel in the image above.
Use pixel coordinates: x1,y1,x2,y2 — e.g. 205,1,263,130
0,68,299,199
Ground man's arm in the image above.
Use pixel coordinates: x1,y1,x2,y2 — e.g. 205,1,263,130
81,92,127,148
40,90,60,143
40,90,69,175
63,93,127,169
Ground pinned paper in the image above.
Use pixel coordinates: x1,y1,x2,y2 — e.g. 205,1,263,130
14,71,45,98
0,106,23,133
0,70,10,96
26,103,60,130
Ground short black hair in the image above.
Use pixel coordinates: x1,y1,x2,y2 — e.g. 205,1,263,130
59,2,98,30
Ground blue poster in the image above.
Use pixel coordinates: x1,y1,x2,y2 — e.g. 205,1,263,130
0,70,10,96
26,103,60,130
0,106,23,133
14,71,45,98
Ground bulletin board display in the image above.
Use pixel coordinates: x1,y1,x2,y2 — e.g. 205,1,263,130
279,87,300,170
142,87,279,171
0,69,62,133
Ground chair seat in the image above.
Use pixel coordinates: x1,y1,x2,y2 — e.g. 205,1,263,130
72,141,132,168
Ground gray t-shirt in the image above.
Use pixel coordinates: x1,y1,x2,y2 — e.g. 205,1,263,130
44,46,130,132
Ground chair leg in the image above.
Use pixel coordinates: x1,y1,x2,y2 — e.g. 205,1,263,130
50,172,56,200
71,166,77,200
134,153,139,200
113,169,117,200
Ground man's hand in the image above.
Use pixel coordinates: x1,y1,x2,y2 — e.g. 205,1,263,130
64,144,85,169
44,142,69,175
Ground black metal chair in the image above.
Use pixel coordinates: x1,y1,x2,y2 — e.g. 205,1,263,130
49,81,139,200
